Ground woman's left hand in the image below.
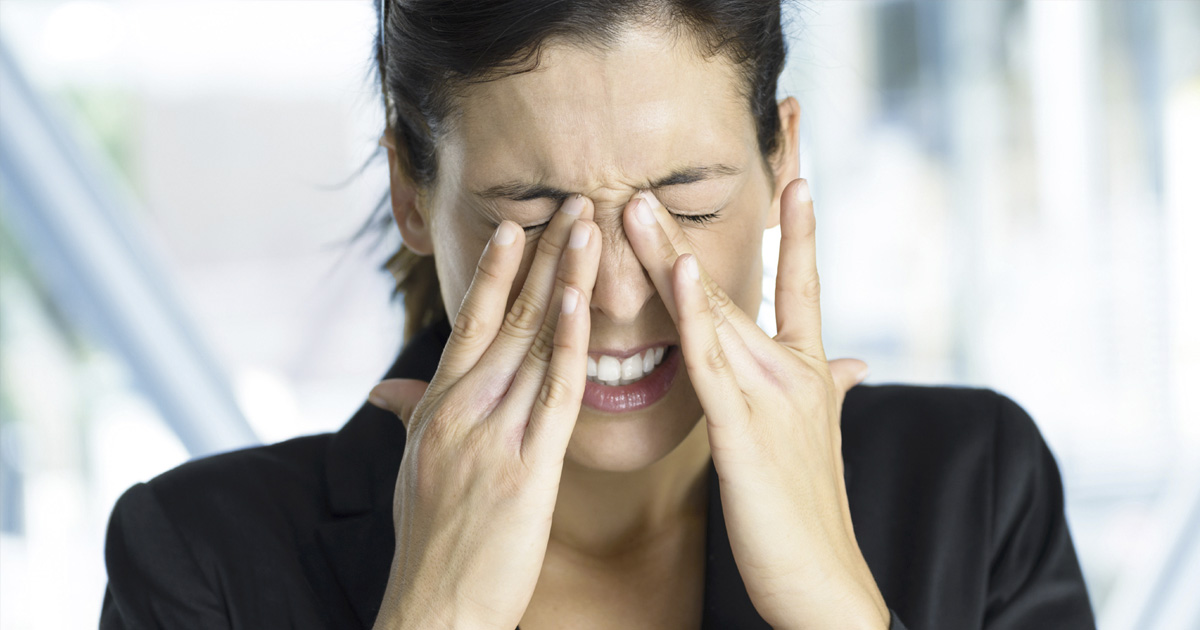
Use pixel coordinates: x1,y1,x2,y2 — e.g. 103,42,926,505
626,179,890,630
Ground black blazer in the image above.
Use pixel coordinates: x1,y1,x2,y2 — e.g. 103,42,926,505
100,320,1096,629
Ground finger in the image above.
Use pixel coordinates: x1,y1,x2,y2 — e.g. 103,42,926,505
673,254,748,426
828,358,869,397
624,190,763,343
522,286,590,466
622,191,685,321
502,219,602,415
774,179,824,357
474,194,591,380
826,356,865,537
428,220,525,398
368,379,431,431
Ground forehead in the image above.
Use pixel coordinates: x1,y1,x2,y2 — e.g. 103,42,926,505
439,22,757,193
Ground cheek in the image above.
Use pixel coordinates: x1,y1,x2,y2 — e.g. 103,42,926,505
687,221,764,312
431,223,491,321
435,220,542,322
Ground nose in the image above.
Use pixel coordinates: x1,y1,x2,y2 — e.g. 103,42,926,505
591,219,656,325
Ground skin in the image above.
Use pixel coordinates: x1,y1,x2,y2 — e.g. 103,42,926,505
372,20,890,630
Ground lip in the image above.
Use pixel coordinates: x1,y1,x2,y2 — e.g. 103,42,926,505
582,345,680,413
587,342,673,361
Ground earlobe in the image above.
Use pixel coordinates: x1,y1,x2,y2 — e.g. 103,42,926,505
383,131,434,256
768,96,801,230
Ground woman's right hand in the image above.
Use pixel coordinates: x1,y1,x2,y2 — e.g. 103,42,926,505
368,194,601,630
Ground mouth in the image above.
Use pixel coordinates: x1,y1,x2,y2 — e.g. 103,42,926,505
582,345,681,413
586,344,669,386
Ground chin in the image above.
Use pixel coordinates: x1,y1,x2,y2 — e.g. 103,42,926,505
562,386,707,473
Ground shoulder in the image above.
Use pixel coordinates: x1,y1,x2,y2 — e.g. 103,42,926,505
841,383,1045,471
148,431,333,505
839,383,1059,549
137,432,335,522
102,432,339,626
840,385,1093,626
108,432,336,561
844,383,1074,534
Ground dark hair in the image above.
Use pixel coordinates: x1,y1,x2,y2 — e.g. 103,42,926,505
371,0,791,341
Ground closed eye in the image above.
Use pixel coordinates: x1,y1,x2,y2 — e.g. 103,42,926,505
519,208,722,234
672,212,720,225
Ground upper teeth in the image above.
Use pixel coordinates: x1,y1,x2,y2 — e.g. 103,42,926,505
587,346,666,386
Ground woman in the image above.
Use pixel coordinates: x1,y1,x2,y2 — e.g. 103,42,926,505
100,1,1097,629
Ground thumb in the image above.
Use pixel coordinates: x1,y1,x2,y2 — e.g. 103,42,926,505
828,358,869,396
368,378,431,429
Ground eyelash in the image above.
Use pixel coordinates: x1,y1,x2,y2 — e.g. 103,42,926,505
521,209,721,233
674,211,721,225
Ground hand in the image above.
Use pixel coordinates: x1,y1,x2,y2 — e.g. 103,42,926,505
624,180,890,630
367,195,602,630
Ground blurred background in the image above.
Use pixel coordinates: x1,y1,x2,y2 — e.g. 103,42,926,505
0,1,1196,628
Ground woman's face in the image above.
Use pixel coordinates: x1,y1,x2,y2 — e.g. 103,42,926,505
401,22,797,472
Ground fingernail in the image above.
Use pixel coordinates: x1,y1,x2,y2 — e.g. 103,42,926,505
685,255,700,281
568,221,590,249
562,193,585,216
562,286,580,315
857,366,870,384
368,391,389,411
796,179,811,202
635,197,655,225
494,221,517,246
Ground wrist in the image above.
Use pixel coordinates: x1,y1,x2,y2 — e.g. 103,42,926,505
374,606,457,630
772,572,890,630
374,585,485,630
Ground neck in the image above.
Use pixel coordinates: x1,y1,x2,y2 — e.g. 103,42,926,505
547,418,712,563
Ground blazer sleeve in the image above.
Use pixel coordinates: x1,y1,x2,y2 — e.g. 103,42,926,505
100,482,231,629
981,394,1097,629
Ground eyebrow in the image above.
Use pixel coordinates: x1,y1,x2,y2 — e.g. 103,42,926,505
472,163,743,202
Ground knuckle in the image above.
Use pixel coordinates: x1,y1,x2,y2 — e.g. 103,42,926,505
536,229,567,261
475,250,507,284
416,411,451,447
538,370,575,411
709,304,731,331
399,398,427,429
415,395,469,446
556,252,580,284
503,297,542,335
802,275,822,301
528,323,557,364
655,237,677,263
703,340,730,373
451,308,488,344
708,284,735,313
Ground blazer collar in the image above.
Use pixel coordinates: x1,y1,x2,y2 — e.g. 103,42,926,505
303,320,771,629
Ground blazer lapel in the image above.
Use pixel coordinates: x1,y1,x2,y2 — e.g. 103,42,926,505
309,509,395,628
300,321,450,629
699,427,855,629
701,457,772,629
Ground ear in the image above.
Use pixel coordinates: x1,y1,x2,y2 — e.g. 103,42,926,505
766,96,801,230
380,129,434,255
